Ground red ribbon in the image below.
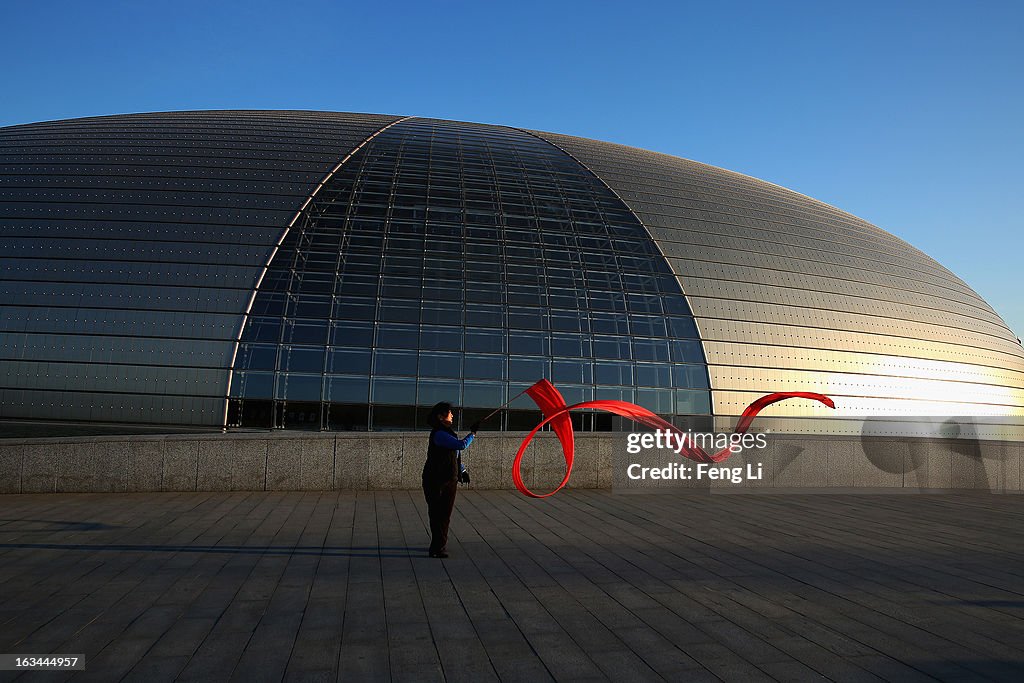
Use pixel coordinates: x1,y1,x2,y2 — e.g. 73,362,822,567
511,379,834,498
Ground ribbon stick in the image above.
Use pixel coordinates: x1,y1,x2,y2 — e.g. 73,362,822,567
512,379,834,498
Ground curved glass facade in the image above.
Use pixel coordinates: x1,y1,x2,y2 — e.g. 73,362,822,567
228,118,710,431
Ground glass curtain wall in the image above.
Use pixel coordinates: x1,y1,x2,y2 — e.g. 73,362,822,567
229,118,710,431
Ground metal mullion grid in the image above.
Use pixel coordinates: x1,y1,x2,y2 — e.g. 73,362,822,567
289,141,378,429
541,149,602,419
366,133,405,427
578,163,632,375
281,209,328,428
509,140,599,428
376,126,435,426
473,134,520,430
234,119,714,429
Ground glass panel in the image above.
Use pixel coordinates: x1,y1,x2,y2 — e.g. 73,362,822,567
594,385,634,402
591,312,629,334
552,360,592,384
508,332,547,356
327,403,368,431
667,316,699,338
377,324,420,349
670,340,704,363
371,405,417,431
462,381,505,408
551,334,587,357
283,347,325,373
633,338,670,362
372,377,417,404
636,388,673,413
241,344,277,371
328,348,371,374
420,325,463,351
635,363,673,387
672,364,709,389
417,379,461,405
556,384,592,405
281,374,322,401
378,300,421,323
326,375,370,403
239,371,274,399
508,356,548,382
292,296,331,318
594,361,633,386
282,402,322,430
675,389,712,414
246,318,281,343
373,350,418,376
419,351,462,377
464,354,505,380
470,303,504,328
592,336,631,360
421,300,463,325
331,321,373,346
284,320,328,344
465,327,506,353
631,315,668,337
626,293,662,314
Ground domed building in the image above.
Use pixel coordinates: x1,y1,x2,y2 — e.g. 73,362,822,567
1,111,1022,443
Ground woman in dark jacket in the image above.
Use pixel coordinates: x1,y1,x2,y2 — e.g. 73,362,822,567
423,401,478,558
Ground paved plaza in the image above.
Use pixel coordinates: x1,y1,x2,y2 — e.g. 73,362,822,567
0,490,1022,682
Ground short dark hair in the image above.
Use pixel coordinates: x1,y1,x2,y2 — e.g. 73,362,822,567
427,401,454,429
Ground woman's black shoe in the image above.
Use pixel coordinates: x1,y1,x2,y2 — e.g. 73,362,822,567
428,551,449,558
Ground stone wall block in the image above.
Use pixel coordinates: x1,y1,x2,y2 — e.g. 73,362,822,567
906,440,952,489
367,435,403,489
335,436,370,490
465,432,502,489
127,440,163,492
56,441,129,493
567,436,600,489
300,438,335,491
163,440,199,491
267,438,302,490
0,444,24,494
22,443,59,493
197,440,233,491
854,439,905,488
773,437,827,488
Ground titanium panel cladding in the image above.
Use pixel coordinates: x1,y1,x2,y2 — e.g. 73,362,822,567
531,130,1024,437
0,111,399,425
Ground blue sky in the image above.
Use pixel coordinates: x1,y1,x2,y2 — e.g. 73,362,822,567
2,0,1021,338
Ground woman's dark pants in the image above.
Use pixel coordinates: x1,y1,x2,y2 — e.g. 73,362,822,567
422,479,458,554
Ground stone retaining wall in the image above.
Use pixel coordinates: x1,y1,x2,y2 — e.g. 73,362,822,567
0,431,1019,493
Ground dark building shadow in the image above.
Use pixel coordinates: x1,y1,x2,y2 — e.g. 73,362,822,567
942,418,990,489
0,543,426,558
0,519,120,532
861,417,992,489
906,660,1024,680
773,443,804,479
935,599,1024,609
861,418,911,475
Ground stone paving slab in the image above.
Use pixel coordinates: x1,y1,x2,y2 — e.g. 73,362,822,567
0,491,1022,681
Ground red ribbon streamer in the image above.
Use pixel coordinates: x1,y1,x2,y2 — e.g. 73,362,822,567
511,379,834,498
